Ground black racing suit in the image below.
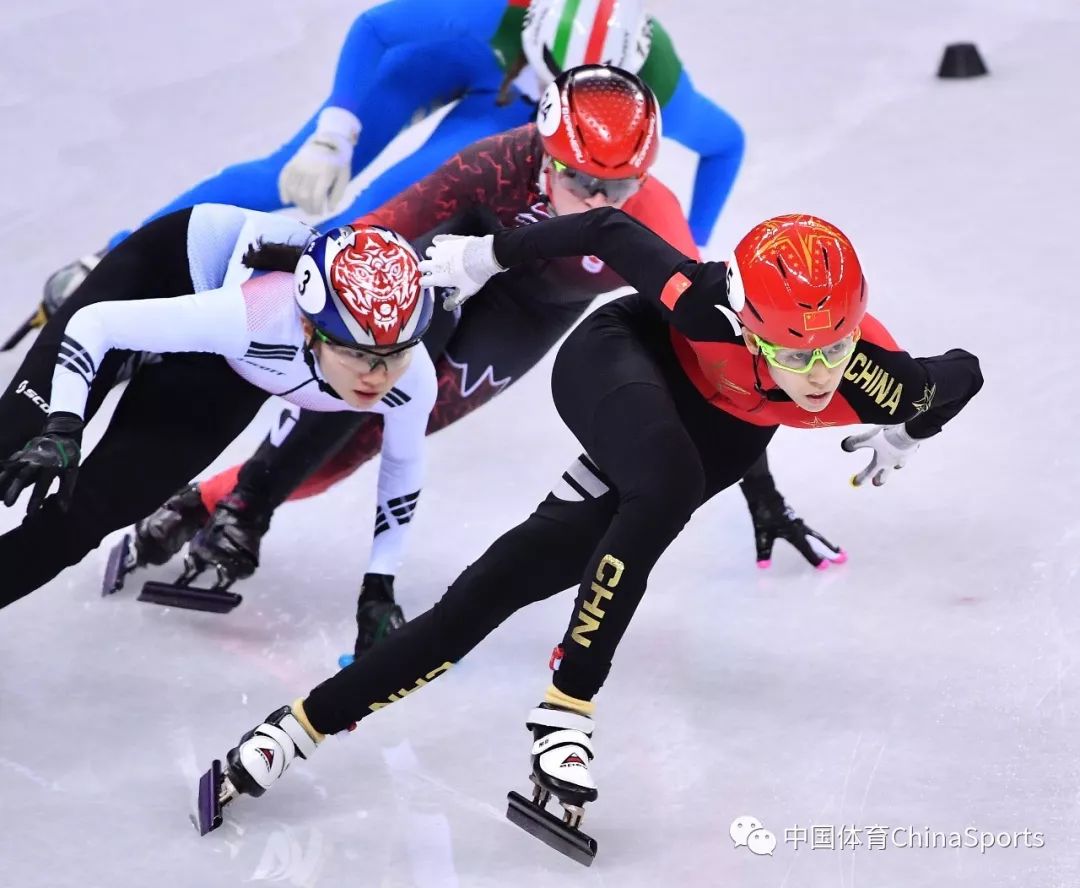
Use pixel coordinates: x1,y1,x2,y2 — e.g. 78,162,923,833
298,207,983,732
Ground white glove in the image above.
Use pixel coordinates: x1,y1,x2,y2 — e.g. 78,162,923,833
278,106,360,215
418,234,505,309
841,424,921,487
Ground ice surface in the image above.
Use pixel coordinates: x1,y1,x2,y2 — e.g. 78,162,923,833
1,2,1079,886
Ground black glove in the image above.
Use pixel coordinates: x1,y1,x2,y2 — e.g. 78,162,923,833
739,474,846,570
0,411,84,513
187,493,271,582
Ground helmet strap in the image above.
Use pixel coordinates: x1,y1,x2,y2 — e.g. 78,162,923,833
751,351,768,395
538,162,557,214
750,351,789,402
302,336,343,401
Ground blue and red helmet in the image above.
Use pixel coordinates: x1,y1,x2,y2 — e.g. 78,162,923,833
294,225,434,350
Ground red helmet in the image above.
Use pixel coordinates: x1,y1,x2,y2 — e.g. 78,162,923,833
729,214,868,348
536,64,660,180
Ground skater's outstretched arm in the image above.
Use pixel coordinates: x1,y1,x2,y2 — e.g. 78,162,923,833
419,207,730,334
0,286,253,514
621,176,700,262
47,285,252,421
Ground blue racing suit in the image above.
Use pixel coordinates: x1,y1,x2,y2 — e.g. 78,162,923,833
107,0,742,249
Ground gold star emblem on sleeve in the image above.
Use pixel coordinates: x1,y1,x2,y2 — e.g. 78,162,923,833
700,357,751,395
912,383,936,414
801,416,838,428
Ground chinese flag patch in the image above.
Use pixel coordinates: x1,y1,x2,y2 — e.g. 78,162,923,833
660,273,693,310
802,309,832,331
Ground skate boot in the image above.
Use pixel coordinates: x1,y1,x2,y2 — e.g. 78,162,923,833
197,704,321,835
137,491,271,613
3,251,106,351
338,574,406,667
43,251,105,315
507,704,598,865
102,484,209,596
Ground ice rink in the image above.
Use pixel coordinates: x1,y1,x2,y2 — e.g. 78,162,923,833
2,1,1079,885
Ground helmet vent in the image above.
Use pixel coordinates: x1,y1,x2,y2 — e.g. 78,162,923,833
821,246,831,271
833,316,846,331
786,328,804,339
775,256,788,278
744,296,764,324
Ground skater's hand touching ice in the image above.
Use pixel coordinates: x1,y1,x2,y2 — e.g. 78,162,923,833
0,411,84,513
740,474,846,570
419,234,504,309
842,423,920,487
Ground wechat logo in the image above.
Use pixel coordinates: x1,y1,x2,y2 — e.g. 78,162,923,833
731,815,777,856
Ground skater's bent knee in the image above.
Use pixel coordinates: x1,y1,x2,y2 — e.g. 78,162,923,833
628,455,704,516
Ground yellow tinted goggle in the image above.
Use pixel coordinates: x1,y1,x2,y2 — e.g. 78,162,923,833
754,329,861,373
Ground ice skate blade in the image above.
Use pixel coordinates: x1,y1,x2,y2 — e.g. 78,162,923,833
138,581,243,613
506,791,597,866
101,534,133,596
1,307,43,352
197,760,228,835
